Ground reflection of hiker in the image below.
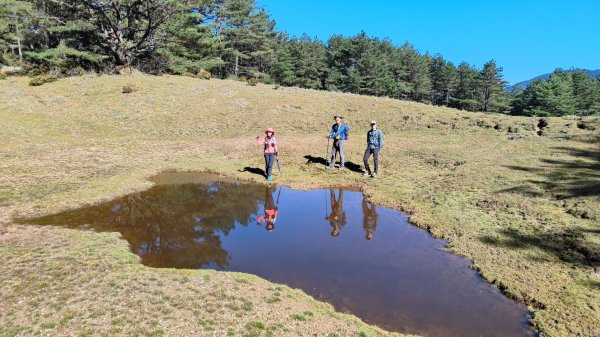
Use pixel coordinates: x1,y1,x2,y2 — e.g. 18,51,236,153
326,115,349,170
325,189,347,237
362,197,379,240
257,186,279,232
363,120,383,178
256,128,279,181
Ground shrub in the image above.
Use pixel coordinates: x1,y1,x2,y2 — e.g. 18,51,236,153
64,67,86,77
247,77,258,86
196,69,211,80
122,83,139,93
273,84,280,90
29,75,58,86
23,65,47,77
0,71,6,80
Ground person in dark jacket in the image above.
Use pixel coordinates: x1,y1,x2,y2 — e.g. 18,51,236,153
363,120,383,177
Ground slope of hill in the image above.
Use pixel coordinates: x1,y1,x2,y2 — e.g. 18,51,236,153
0,74,598,337
508,69,600,90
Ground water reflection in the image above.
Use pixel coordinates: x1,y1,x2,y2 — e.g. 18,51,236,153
25,181,265,269
325,189,347,237
362,197,379,241
20,174,534,337
257,186,280,232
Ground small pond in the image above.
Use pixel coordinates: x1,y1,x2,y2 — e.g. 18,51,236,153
23,172,535,337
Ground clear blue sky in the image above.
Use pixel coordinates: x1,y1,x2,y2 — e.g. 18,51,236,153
256,0,600,84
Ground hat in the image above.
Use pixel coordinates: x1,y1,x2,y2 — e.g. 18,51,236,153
370,120,377,125
265,128,275,135
333,115,344,120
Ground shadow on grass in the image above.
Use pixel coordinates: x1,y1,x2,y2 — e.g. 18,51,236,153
480,227,600,269
501,145,600,199
240,167,266,178
304,155,365,174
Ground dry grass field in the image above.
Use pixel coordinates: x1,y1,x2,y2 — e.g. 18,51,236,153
0,74,598,337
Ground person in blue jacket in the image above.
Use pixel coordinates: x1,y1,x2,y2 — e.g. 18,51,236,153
326,115,349,170
363,120,383,177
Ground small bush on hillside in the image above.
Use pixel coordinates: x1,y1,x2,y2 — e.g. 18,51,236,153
22,65,48,77
247,77,258,86
196,69,211,80
122,83,139,93
0,71,6,80
29,75,58,86
273,84,280,90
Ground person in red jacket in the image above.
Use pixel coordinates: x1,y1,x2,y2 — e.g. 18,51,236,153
256,128,279,181
257,186,278,232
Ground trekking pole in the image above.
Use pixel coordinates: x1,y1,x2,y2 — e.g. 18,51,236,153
276,186,282,207
324,188,329,218
325,137,330,167
276,156,283,177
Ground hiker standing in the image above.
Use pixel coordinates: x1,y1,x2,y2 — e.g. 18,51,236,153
326,115,349,170
256,128,279,181
363,120,383,178
257,186,279,232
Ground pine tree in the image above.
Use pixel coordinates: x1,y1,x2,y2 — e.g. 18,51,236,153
216,0,276,80
520,71,577,116
156,1,225,74
326,34,360,93
479,60,509,112
591,78,600,115
571,70,596,114
451,62,481,111
430,54,457,106
0,0,34,64
397,42,431,102
271,34,296,86
356,38,396,97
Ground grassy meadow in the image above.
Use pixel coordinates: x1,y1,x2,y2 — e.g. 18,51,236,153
0,74,598,337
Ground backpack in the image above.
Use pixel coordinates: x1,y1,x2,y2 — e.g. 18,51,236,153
343,123,350,140
264,136,276,151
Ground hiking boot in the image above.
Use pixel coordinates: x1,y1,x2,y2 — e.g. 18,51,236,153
371,173,377,178
325,165,334,170
267,176,273,181
338,166,345,171
363,171,371,177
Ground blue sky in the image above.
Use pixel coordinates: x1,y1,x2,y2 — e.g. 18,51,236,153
256,0,600,84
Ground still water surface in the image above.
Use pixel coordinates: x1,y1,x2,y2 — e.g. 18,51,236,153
24,173,534,337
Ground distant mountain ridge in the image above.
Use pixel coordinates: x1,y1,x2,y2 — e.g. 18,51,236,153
508,69,600,90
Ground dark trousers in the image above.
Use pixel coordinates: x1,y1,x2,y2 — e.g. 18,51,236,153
330,139,345,167
363,147,379,174
264,153,276,177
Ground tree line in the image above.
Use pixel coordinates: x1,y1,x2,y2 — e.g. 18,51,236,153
1,0,598,116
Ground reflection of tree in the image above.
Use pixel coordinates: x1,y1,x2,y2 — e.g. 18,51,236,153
362,197,379,240
23,182,265,269
325,189,346,237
